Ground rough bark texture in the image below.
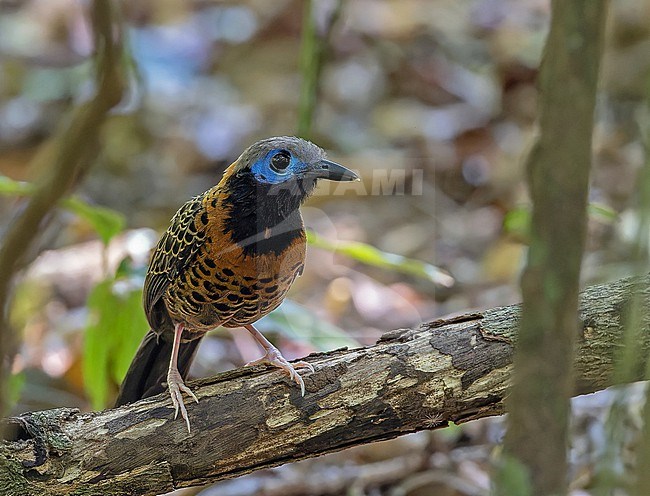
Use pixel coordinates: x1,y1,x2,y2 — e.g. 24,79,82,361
1,274,649,496
501,2,608,494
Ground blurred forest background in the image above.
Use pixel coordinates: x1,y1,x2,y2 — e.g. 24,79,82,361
1,0,649,495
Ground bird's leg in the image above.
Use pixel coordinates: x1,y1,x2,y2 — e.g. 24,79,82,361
243,324,314,396
167,322,198,433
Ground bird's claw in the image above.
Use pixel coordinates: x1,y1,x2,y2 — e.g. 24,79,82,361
245,349,314,396
167,370,198,433
293,360,315,374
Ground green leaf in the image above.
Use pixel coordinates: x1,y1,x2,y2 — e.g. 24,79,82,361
83,280,114,410
435,420,463,439
503,206,531,241
306,230,454,288
588,202,618,223
0,175,35,195
504,202,618,241
7,372,25,409
494,454,533,496
0,175,126,246
258,299,359,350
110,285,150,383
83,277,149,409
61,197,126,246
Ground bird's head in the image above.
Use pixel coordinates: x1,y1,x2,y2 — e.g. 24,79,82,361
221,136,357,218
230,135,357,186
218,137,358,255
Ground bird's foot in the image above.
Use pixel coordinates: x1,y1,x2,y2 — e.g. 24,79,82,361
245,346,314,396
166,368,198,433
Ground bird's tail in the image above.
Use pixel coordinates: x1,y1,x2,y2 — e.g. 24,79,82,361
114,329,202,407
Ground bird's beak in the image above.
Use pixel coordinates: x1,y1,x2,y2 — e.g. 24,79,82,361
311,159,360,182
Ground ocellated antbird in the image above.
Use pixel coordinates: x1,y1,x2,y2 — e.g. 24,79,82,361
115,136,358,432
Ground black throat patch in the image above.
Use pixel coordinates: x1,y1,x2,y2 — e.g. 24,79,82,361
221,170,315,256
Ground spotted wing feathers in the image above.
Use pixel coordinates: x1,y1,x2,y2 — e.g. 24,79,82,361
143,193,208,329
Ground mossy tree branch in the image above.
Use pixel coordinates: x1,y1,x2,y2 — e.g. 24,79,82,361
1,274,649,496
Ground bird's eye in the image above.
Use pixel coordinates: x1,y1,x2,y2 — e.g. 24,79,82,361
270,150,291,173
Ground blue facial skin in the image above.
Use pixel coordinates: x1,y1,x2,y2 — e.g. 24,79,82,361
250,149,308,185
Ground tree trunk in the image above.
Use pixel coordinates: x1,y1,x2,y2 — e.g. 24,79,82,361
0,0,126,418
501,1,608,494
